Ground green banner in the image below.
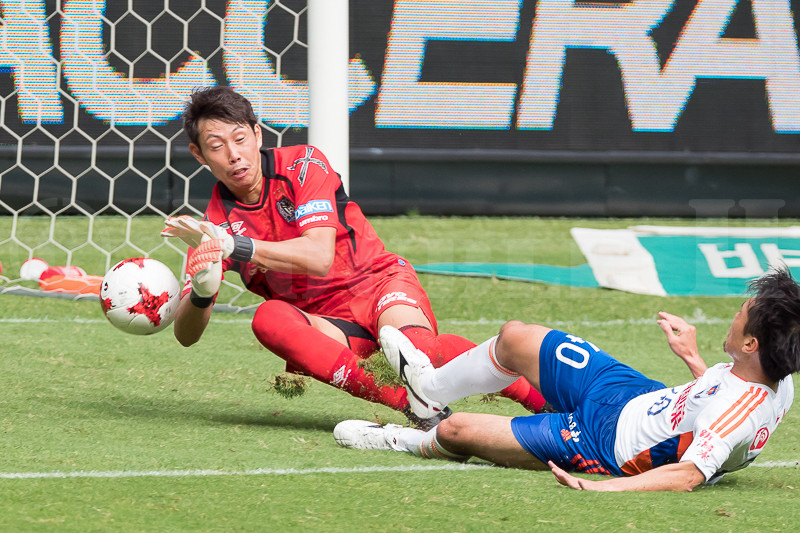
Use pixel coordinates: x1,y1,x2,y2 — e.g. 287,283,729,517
416,227,800,297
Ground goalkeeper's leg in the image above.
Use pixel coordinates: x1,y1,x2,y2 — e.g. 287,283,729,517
251,300,408,410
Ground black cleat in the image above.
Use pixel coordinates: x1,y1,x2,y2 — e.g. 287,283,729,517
404,405,453,431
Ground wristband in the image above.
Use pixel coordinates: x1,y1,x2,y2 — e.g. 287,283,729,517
190,290,215,308
230,235,255,263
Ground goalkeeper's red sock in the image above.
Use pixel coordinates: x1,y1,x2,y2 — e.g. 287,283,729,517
400,326,546,413
252,300,407,411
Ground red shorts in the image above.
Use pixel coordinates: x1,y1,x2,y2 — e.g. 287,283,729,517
309,263,437,339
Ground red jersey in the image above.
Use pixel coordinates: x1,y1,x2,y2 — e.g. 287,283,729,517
189,145,408,316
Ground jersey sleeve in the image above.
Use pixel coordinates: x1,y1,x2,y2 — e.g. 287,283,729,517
681,386,769,481
284,146,340,232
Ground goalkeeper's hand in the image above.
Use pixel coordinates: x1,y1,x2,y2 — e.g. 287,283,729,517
186,237,224,298
162,215,228,249
162,215,256,262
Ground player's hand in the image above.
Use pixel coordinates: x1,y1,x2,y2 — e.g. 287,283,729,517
186,237,224,298
657,312,698,356
549,461,590,490
162,216,255,262
162,215,229,249
549,461,612,491
657,312,707,378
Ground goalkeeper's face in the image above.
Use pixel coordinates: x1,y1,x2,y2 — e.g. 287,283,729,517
189,118,264,204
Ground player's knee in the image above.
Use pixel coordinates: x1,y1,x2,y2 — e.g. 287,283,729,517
252,300,305,349
495,321,548,372
435,412,473,448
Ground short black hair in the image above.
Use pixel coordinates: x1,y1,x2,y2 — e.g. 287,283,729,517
182,86,258,146
745,267,800,382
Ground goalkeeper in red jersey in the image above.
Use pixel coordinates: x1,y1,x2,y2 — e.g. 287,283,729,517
161,86,546,426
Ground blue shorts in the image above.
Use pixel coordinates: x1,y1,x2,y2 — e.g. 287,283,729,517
510,329,665,476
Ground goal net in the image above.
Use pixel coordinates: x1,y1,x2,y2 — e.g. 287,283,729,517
0,0,312,311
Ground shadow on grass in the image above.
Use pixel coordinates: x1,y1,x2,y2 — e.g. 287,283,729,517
71,393,341,433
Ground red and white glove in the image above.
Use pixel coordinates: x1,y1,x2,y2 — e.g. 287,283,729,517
162,215,228,249
162,215,255,262
186,236,224,299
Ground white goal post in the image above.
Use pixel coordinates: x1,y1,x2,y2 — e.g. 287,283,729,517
0,0,349,311
308,0,350,194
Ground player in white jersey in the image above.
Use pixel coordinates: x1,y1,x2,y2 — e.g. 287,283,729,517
614,362,792,482
334,268,800,491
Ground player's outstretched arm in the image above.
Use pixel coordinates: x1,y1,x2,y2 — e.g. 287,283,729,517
173,237,222,347
656,312,708,378
174,294,213,346
549,461,705,492
164,216,337,278
250,226,337,277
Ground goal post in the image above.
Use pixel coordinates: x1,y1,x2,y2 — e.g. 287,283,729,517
308,0,350,194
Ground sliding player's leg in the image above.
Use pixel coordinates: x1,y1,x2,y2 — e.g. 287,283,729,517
432,412,547,468
398,325,545,411
372,279,547,412
380,321,552,416
335,412,546,470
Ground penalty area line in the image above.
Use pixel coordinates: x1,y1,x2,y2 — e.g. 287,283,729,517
0,463,493,480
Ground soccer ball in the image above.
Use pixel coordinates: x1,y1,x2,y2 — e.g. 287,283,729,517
100,258,181,335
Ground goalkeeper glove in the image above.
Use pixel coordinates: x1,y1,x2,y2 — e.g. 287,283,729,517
186,238,223,301
162,215,255,262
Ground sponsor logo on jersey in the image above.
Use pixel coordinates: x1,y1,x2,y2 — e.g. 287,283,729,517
750,427,770,451
670,382,694,430
694,384,720,399
696,429,715,461
230,220,247,236
376,291,418,312
565,413,581,443
296,199,333,220
298,214,330,228
287,146,329,186
247,264,269,277
276,197,295,223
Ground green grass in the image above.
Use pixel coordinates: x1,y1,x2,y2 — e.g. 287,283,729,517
2,216,800,531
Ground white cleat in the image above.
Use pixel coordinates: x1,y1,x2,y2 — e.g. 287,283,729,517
379,325,448,419
333,420,405,451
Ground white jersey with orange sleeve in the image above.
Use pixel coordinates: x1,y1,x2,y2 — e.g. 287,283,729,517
614,362,793,483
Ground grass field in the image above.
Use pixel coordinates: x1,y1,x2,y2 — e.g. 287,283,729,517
2,216,799,531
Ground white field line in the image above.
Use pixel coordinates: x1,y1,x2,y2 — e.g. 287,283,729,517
0,461,796,481
0,316,732,328
757,461,800,468
444,317,732,328
0,463,492,480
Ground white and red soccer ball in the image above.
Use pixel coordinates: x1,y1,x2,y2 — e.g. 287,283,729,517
100,258,181,335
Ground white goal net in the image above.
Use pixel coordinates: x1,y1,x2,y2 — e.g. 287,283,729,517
0,0,312,311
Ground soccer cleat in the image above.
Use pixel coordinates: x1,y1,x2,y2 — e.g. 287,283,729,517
539,402,558,413
379,325,448,419
333,420,405,451
404,405,453,432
